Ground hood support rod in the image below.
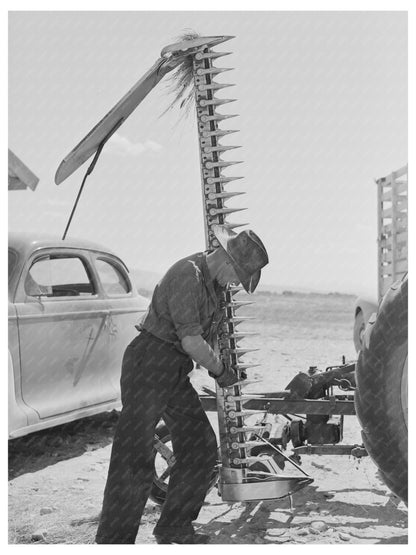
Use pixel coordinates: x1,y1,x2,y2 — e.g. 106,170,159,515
62,118,123,240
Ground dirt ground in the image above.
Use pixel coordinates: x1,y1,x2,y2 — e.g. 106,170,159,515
8,292,408,544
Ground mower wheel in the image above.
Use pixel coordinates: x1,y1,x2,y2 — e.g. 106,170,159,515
150,422,219,505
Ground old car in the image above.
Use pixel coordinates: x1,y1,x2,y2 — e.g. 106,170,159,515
8,232,149,438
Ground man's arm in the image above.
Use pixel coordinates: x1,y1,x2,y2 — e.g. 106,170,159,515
182,335,242,388
181,335,223,376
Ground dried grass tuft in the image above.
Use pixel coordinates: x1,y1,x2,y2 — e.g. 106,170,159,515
162,29,201,116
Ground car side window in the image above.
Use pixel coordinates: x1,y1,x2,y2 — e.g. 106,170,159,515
25,256,95,297
95,258,131,296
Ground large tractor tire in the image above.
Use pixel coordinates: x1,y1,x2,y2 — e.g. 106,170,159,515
355,274,408,503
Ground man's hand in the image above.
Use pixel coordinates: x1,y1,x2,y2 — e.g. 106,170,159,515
181,335,247,386
209,362,244,388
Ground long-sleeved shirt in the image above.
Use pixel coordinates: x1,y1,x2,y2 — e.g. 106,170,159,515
138,252,225,353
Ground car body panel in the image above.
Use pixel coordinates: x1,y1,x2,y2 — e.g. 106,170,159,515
89,252,144,393
8,232,149,437
15,295,116,419
8,304,32,432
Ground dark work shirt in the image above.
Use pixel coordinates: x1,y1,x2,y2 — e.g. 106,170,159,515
138,252,225,353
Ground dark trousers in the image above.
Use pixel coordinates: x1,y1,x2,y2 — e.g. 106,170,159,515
95,331,218,544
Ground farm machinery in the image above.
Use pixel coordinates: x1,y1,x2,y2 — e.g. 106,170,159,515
55,34,408,506
353,165,408,352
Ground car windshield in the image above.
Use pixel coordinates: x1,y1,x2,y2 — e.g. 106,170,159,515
8,248,18,283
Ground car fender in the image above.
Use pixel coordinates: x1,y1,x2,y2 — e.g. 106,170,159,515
353,296,378,352
354,296,378,324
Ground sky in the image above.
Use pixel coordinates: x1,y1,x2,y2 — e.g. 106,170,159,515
8,10,408,296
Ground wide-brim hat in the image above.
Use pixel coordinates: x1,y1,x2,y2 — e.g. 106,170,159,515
212,224,269,293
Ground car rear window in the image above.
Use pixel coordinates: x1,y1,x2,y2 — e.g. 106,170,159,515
25,255,95,297
95,258,131,296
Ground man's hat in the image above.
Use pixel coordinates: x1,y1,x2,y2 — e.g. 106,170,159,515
212,224,269,293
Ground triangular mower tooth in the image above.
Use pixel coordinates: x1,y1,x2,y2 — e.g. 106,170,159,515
205,160,243,169
195,51,233,60
209,207,247,216
222,222,249,230
230,347,260,355
225,300,255,309
200,113,239,123
203,144,241,153
207,191,245,201
206,176,244,184
198,83,235,92
230,332,259,339
201,129,239,138
212,113,240,121
234,363,261,370
199,98,236,107
228,316,256,324
196,67,234,76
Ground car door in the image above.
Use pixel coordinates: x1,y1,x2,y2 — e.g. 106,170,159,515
14,248,118,419
92,254,148,392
